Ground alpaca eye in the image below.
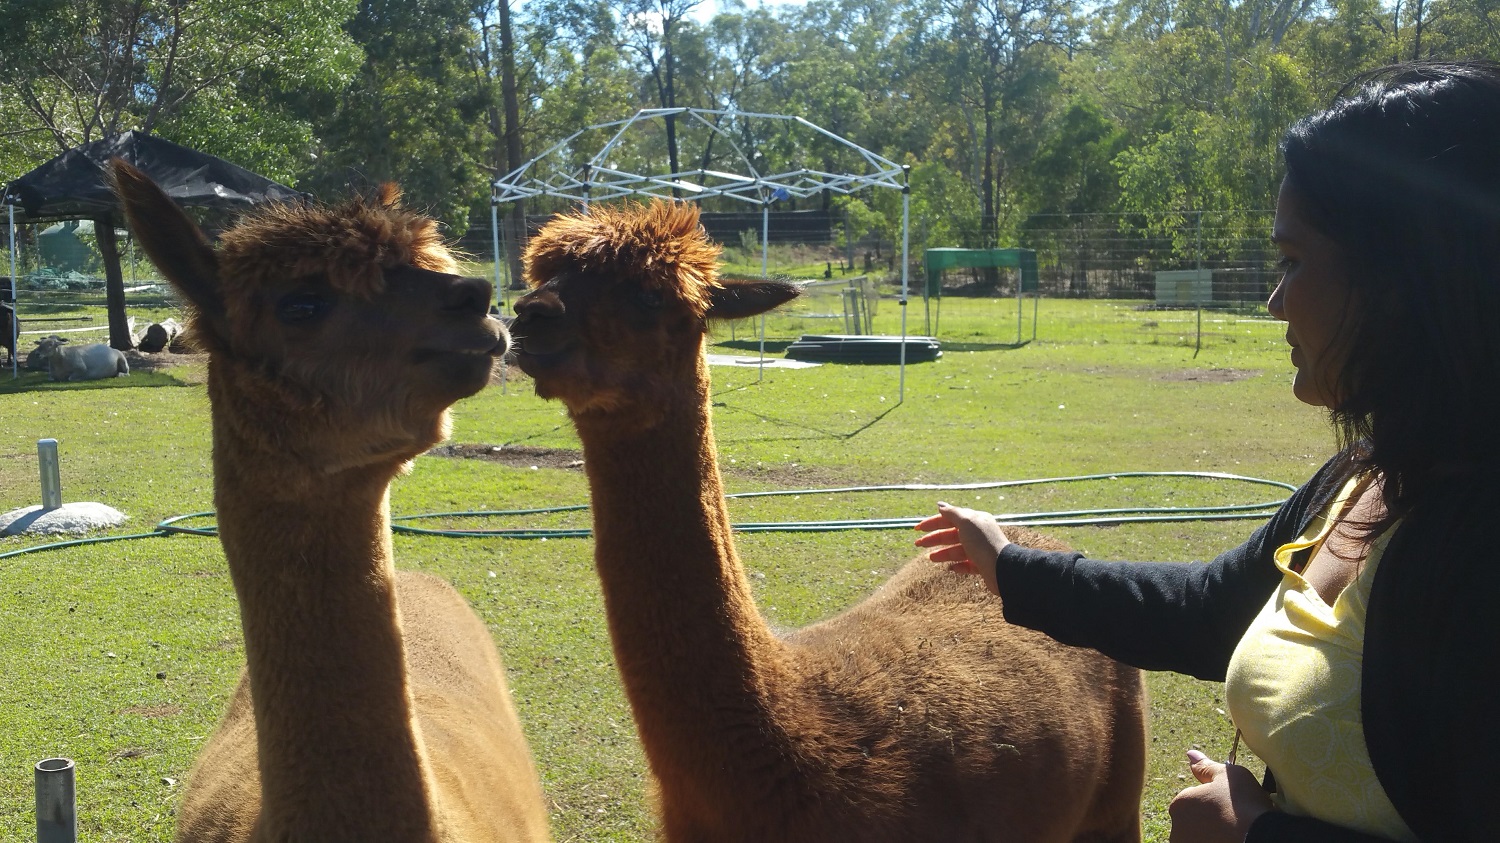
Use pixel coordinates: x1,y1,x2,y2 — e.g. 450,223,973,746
276,292,332,324
635,289,664,310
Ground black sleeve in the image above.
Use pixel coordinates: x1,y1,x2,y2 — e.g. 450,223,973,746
1247,811,1400,842
991,456,1348,681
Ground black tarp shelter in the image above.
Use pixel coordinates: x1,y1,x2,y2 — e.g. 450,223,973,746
3,131,302,353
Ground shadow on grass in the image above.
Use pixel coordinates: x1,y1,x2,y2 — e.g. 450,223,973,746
933,340,1031,352
719,338,1034,355
0,370,196,394
711,386,903,441
715,339,795,354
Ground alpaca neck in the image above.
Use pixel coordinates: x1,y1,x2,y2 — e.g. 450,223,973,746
211,403,440,841
573,366,790,782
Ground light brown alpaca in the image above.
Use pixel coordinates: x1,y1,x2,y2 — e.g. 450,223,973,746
509,200,1147,843
110,160,551,843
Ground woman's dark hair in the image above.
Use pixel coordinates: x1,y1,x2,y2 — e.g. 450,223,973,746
1280,60,1500,520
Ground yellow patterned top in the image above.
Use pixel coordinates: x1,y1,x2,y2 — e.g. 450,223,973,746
1224,475,1418,841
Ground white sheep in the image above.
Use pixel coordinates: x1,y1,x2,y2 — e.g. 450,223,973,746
26,336,65,371
39,338,130,381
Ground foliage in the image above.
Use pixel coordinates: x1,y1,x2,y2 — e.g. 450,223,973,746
0,0,358,181
8,0,1498,251
299,0,489,231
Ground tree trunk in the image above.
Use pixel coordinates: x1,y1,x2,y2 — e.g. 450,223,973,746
498,0,528,289
664,33,681,200
96,214,133,350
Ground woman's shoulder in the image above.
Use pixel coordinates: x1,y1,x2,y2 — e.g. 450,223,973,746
1276,449,1363,524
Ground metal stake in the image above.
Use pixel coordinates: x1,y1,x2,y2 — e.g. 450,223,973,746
38,439,61,510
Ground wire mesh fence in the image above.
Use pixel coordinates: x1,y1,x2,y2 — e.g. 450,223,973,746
2,207,1280,362
457,208,1282,314
4,221,180,364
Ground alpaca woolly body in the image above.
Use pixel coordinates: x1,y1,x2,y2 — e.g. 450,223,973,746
512,201,1147,843
112,161,550,843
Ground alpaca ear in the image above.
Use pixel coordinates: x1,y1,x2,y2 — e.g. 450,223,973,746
706,279,802,321
108,159,228,335
376,182,402,209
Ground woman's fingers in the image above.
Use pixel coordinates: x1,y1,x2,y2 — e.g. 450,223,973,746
914,526,960,547
914,513,953,532
925,544,971,564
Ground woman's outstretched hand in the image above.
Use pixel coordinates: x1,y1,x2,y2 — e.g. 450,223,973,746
914,502,1011,596
1168,750,1275,842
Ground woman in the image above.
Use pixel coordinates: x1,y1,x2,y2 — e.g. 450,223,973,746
917,61,1500,842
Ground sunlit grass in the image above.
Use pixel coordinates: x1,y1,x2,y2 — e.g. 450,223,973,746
1,297,1323,841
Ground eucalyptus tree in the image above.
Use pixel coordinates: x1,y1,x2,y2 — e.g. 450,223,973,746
1081,0,1319,265
747,0,920,213
0,0,358,181
678,1,788,196
468,0,531,285
305,0,487,231
1,0,359,353
617,0,710,195
1385,0,1500,60
515,0,628,144
910,0,1079,251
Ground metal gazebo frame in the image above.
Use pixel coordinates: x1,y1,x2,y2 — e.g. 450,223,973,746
491,107,917,401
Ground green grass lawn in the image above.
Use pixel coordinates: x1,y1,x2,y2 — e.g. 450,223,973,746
0,296,1330,841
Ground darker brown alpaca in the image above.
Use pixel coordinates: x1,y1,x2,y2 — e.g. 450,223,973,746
510,200,1147,843
111,160,551,843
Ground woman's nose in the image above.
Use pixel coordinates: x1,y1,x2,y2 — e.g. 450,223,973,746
1267,278,1287,321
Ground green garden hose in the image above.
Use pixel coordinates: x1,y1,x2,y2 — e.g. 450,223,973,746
0,471,1295,560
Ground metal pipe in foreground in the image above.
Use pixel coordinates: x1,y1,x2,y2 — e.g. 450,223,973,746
35,757,77,843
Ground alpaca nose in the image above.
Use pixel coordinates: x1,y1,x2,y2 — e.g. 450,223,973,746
513,288,564,321
442,276,494,315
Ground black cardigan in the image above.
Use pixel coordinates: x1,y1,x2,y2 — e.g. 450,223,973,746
993,452,1500,842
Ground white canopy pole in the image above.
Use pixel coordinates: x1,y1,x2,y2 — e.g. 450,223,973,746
898,166,911,403
758,198,769,381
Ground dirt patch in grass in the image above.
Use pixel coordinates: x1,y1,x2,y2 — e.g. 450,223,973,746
125,349,203,372
1156,368,1261,383
430,443,585,470
110,747,153,761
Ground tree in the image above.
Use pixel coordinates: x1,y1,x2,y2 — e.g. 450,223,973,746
617,0,708,195
469,0,531,287
2,0,357,180
2,0,358,349
305,0,487,231
913,0,1077,251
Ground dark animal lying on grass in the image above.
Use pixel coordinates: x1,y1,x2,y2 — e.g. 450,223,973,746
137,318,184,353
1,303,15,365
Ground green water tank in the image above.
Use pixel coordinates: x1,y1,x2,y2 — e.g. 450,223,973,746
37,220,100,274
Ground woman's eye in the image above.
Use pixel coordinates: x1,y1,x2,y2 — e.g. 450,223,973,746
275,292,332,323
